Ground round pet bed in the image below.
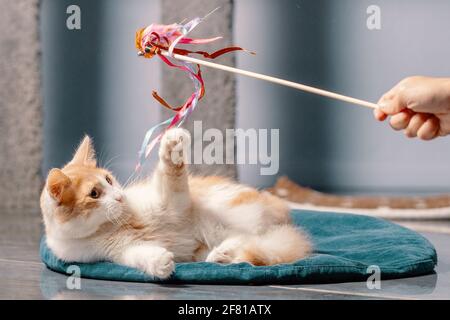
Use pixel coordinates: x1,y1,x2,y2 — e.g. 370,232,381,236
40,210,437,284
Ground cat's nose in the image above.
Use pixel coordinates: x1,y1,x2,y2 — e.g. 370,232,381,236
114,194,123,202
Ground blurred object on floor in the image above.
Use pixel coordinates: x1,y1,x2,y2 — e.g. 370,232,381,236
397,221,450,235
269,177,450,220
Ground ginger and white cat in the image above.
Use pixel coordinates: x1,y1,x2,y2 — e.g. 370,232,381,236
40,129,311,279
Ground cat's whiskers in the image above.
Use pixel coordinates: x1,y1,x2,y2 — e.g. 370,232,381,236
117,215,133,231
102,154,121,171
105,204,121,225
123,169,144,189
105,204,134,232
97,147,107,169
122,170,137,189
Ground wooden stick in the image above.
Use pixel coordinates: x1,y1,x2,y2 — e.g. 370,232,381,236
160,50,378,110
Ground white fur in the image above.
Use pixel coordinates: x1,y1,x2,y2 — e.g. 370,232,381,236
117,244,175,278
41,129,310,279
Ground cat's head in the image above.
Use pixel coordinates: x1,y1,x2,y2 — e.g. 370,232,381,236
40,135,126,239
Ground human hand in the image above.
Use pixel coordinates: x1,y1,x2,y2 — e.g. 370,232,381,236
374,76,450,140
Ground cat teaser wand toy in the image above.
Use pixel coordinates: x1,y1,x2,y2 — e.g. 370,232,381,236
135,11,378,170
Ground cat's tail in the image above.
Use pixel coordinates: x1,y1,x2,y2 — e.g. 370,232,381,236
238,225,312,266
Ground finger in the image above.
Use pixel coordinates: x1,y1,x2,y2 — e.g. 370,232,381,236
437,113,450,137
405,113,429,138
377,91,405,115
417,116,440,141
373,109,388,121
389,110,413,131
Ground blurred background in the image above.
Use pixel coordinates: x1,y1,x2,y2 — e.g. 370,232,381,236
1,0,450,211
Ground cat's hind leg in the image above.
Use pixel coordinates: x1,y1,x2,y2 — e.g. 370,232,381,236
205,225,311,266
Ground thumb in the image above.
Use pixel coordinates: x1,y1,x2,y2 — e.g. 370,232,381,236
377,94,405,115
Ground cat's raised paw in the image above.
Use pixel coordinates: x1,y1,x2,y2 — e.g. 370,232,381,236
159,128,191,168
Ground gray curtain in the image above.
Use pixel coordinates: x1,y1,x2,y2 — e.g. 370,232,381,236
0,0,42,210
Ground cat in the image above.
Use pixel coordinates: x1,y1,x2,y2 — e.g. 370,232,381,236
40,128,311,279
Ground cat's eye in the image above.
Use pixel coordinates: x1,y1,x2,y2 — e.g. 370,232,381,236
90,188,100,199
106,175,113,185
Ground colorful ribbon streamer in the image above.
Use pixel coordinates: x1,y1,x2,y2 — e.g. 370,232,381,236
135,12,253,170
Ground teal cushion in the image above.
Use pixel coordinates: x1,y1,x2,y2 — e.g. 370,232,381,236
40,210,437,284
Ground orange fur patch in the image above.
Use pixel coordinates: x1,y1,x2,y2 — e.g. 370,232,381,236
261,192,291,224
189,176,230,188
229,190,260,206
238,248,268,266
193,241,209,261
189,176,231,197
48,164,114,223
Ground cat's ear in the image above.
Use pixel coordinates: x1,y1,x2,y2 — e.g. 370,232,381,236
69,135,97,167
47,169,71,203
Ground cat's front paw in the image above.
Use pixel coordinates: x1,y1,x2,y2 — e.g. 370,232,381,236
143,248,175,279
125,246,175,279
159,128,191,168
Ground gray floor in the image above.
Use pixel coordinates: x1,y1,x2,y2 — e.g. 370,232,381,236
1,211,449,300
